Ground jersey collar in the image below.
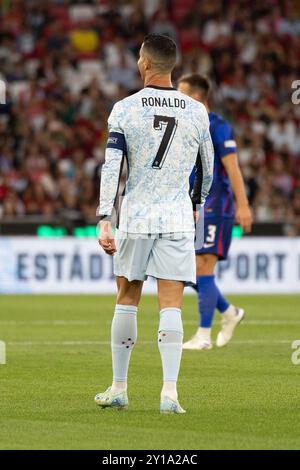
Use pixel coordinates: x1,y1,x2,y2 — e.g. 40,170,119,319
146,85,177,91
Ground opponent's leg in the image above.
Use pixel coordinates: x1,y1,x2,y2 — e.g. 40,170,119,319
212,220,245,347
183,254,218,350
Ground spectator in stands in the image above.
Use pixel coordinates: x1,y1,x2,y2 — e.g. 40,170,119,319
0,0,299,235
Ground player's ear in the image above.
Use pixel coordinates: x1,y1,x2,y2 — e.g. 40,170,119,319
144,55,152,71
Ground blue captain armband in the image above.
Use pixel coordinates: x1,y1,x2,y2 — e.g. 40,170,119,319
106,132,127,152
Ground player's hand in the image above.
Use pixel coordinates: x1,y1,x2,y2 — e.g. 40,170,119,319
193,211,200,224
236,205,253,233
98,221,117,256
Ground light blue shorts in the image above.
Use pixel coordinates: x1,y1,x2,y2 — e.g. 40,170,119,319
114,231,196,283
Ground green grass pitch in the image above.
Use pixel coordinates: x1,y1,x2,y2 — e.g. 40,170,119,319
0,294,299,450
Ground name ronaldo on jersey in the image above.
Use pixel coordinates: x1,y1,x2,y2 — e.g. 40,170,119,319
141,96,186,109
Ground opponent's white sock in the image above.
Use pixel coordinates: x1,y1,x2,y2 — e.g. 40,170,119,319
158,308,183,401
222,304,238,319
196,327,212,343
111,304,137,389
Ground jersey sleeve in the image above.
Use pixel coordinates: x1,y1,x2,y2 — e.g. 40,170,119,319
212,121,237,158
190,106,214,209
96,102,127,220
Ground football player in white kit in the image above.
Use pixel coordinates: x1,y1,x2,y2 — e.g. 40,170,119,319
95,34,214,413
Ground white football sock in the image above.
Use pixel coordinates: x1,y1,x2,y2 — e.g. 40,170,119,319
161,381,178,401
111,381,127,394
111,304,137,388
196,327,212,343
222,305,237,319
158,308,183,401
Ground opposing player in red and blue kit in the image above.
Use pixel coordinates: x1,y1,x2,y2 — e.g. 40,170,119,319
178,74,253,350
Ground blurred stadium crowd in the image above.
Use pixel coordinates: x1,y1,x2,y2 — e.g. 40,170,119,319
0,0,300,234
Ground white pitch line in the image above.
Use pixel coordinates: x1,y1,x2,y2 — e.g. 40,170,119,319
7,340,137,346
240,320,300,326
1,320,300,326
6,339,295,346
0,320,98,326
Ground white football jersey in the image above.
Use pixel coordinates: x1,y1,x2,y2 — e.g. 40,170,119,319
98,85,214,234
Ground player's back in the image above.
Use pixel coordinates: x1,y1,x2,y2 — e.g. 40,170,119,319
113,86,211,234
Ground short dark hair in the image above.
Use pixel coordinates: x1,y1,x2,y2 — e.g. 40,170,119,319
142,34,177,73
178,74,211,99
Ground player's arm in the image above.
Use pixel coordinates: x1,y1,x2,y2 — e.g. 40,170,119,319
96,102,126,255
214,121,252,233
222,153,253,233
191,110,214,221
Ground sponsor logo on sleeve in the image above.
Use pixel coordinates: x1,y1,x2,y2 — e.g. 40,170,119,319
224,140,237,148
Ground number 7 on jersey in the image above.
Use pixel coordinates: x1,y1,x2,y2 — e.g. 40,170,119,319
152,115,178,169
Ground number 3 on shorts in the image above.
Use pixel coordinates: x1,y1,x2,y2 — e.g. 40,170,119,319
206,225,217,243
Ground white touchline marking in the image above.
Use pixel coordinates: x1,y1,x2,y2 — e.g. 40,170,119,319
238,320,300,325
1,320,300,326
0,341,6,364
6,339,294,346
6,340,134,346
0,320,98,326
